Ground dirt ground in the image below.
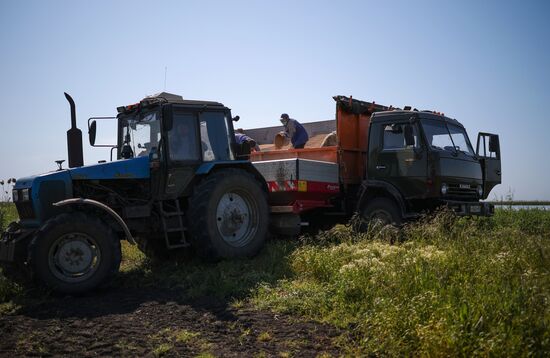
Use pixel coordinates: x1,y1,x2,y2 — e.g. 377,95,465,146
0,288,341,357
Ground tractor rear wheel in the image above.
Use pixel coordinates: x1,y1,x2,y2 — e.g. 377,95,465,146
29,212,121,294
187,169,269,260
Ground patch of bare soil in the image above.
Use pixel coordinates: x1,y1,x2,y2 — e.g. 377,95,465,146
0,288,341,357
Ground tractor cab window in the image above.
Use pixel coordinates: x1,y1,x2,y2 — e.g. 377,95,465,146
382,123,419,149
120,111,161,159
168,113,200,162
199,112,234,162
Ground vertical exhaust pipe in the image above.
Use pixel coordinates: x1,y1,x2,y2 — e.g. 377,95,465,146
64,92,84,168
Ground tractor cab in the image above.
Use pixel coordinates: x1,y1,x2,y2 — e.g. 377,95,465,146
89,92,243,199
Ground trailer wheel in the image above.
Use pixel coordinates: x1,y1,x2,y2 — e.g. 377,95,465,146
188,169,269,260
29,213,121,294
361,197,402,227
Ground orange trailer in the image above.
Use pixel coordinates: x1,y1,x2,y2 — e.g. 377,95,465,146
246,96,393,234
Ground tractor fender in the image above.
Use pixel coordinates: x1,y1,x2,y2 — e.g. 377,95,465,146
356,180,407,218
196,161,268,193
53,198,136,245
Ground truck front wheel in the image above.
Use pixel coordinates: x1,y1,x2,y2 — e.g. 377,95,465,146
361,197,402,227
188,169,269,260
29,213,121,294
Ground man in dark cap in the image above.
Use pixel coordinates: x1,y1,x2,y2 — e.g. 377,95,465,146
279,113,309,149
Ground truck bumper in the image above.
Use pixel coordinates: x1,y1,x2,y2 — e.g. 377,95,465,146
442,200,494,216
0,223,34,263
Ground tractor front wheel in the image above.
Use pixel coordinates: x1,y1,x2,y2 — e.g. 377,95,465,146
29,213,121,294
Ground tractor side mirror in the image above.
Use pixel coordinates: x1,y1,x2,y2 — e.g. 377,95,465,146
88,120,97,146
403,124,415,146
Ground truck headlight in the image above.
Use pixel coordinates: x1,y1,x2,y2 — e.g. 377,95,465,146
22,188,30,201
477,185,483,197
12,189,18,202
441,183,448,195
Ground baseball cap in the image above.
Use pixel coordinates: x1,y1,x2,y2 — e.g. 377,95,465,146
280,113,289,120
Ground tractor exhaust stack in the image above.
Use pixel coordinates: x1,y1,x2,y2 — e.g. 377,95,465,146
64,92,84,168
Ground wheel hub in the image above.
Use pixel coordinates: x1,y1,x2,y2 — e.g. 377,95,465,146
370,210,392,225
57,240,94,274
49,233,101,283
216,192,253,247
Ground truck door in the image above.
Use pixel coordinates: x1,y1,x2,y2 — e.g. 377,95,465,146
476,132,501,199
371,120,427,199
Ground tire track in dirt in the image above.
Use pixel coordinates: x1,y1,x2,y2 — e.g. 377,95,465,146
0,288,341,357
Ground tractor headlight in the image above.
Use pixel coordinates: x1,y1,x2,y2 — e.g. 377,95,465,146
12,189,18,202
21,188,30,201
477,185,483,197
441,183,448,195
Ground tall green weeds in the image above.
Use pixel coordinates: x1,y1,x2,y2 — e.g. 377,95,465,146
253,209,550,356
0,206,548,356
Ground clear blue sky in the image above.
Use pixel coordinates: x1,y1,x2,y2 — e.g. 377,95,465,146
1,0,549,200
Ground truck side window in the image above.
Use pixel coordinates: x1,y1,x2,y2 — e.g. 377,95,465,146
382,123,418,149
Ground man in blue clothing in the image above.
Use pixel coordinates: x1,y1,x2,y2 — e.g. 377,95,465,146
235,129,260,152
280,113,309,149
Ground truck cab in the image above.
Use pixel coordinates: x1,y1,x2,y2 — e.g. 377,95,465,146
367,110,501,216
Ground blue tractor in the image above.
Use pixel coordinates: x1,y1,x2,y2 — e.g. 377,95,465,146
0,92,269,294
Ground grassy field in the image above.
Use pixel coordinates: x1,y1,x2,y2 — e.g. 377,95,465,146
0,203,549,356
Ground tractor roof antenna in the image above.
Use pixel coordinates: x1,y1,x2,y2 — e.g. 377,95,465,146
164,66,167,91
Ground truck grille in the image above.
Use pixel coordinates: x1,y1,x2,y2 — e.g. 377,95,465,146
15,202,35,219
446,184,478,201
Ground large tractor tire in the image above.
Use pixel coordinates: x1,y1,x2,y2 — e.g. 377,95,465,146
361,197,402,227
29,212,121,294
187,169,269,260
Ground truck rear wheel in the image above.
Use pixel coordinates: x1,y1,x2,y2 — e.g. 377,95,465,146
361,197,402,227
29,213,121,294
187,169,269,260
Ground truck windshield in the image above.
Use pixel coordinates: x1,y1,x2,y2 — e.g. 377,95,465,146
447,123,475,156
421,120,474,156
120,111,161,158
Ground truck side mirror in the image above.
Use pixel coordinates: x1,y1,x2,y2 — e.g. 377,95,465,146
88,120,97,146
489,134,499,153
403,124,415,146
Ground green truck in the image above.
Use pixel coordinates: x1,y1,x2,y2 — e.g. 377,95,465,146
249,95,501,235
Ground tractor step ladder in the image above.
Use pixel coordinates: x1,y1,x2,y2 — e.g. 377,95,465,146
158,200,190,249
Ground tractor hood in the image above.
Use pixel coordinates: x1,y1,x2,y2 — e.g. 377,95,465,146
68,156,150,180
12,157,150,227
14,156,150,190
